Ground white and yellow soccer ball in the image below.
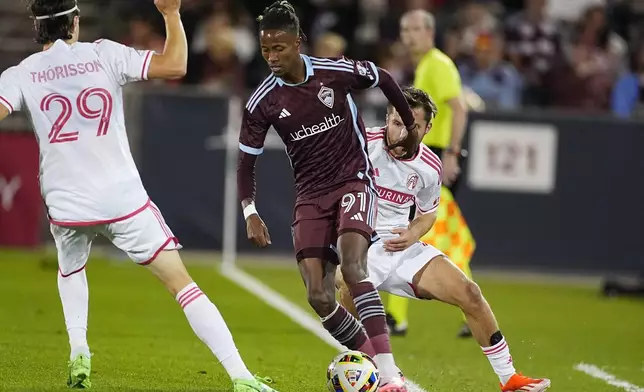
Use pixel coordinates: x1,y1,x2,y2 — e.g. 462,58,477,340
326,350,380,392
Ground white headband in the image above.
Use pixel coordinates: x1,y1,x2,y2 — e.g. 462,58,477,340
34,5,79,20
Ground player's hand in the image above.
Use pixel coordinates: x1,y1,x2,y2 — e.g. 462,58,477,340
441,152,461,186
383,228,417,252
246,214,271,248
154,0,181,15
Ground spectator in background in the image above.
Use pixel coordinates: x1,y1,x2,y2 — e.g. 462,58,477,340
313,32,347,58
191,13,245,93
459,32,523,110
126,16,165,55
504,0,561,106
544,34,613,111
190,7,255,94
576,5,627,73
442,1,499,62
611,43,644,118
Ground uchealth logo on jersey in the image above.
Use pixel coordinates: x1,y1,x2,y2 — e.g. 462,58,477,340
318,86,334,109
406,173,419,190
291,113,344,141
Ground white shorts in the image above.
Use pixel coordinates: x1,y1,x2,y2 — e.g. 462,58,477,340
51,201,181,277
367,240,445,299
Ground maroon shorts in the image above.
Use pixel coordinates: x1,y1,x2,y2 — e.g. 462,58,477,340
292,181,378,263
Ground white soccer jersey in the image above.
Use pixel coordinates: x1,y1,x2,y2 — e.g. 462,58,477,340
367,127,442,239
0,39,154,225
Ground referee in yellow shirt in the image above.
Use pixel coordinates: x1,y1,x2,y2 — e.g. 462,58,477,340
384,9,473,338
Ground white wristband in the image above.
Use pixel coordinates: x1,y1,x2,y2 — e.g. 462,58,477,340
243,203,258,220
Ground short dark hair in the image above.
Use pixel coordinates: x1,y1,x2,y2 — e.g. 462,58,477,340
389,86,438,123
257,1,306,40
30,0,79,45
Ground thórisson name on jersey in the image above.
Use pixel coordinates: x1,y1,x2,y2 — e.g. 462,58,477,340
290,113,344,141
376,186,414,205
31,61,104,84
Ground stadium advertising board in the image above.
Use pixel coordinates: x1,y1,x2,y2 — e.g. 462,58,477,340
467,121,558,194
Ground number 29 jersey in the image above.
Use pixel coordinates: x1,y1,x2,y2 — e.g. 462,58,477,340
0,39,154,225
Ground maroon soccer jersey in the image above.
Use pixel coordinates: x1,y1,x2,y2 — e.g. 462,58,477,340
239,55,396,200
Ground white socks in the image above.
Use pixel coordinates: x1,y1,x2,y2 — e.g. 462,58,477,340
374,353,398,381
58,270,91,360
482,337,516,385
176,283,253,381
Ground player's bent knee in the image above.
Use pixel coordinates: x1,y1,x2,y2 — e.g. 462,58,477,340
340,262,367,286
307,286,336,316
460,280,484,312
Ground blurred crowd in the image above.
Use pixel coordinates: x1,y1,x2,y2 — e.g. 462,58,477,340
112,0,644,118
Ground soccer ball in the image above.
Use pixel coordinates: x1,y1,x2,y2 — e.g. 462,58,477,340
326,350,380,392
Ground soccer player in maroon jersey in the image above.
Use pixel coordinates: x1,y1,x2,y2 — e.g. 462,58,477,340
236,2,415,390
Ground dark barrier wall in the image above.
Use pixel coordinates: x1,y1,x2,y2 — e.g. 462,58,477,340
459,112,644,274
139,93,643,274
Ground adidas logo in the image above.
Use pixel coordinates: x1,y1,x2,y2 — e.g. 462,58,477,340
279,108,291,119
350,213,364,221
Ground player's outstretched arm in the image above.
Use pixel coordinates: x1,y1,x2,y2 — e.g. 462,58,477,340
0,105,9,123
375,68,417,131
148,0,187,80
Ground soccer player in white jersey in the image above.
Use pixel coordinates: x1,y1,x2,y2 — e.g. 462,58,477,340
337,87,551,392
0,1,277,391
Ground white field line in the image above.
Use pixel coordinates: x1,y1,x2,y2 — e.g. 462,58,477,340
221,265,429,392
574,363,644,392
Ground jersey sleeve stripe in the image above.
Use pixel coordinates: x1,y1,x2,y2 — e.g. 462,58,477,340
420,154,441,172
421,152,443,173
311,64,354,73
93,38,105,44
0,95,14,113
141,50,153,80
246,77,277,113
239,142,264,155
309,56,352,67
416,200,439,214
367,61,379,88
246,75,275,107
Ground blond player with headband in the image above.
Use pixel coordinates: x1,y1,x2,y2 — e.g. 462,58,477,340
0,1,277,390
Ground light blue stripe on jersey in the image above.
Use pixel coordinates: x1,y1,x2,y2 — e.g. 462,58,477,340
310,60,353,72
246,74,276,113
346,93,376,193
309,56,352,66
311,65,354,73
239,143,263,155
247,77,277,113
367,61,379,88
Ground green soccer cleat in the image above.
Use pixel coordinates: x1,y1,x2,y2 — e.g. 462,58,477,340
233,376,279,392
67,354,91,389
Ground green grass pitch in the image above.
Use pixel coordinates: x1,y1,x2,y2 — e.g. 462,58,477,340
0,248,643,391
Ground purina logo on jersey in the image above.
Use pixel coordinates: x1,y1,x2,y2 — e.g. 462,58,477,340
406,173,419,190
317,86,334,109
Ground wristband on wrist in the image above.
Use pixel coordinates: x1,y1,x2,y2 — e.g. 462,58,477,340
243,203,258,220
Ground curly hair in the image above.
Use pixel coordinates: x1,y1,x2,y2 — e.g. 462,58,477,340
390,86,438,123
30,0,79,45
